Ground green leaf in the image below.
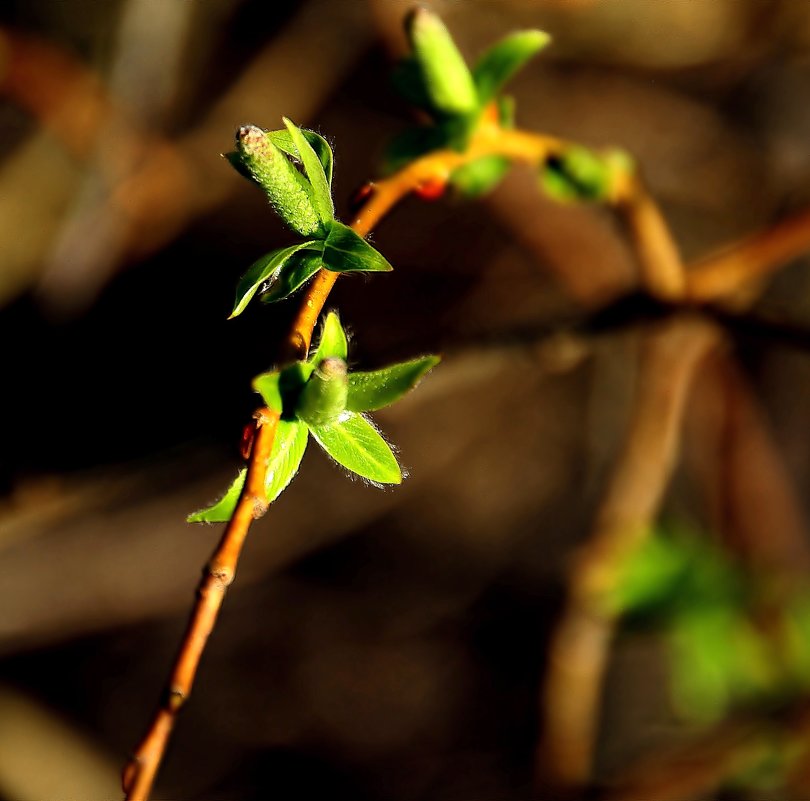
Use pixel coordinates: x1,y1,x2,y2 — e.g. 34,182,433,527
322,220,393,273
186,420,310,523
260,246,324,304
308,411,401,484
187,469,246,523
252,370,283,414
283,117,334,225
230,241,318,318
609,530,744,625
347,355,440,412
407,8,478,117
253,362,316,419
473,30,550,105
450,155,510,197
667,609,775,724
235,125,323,236
267,128,333,186
309,311,348,363
264,419,309,503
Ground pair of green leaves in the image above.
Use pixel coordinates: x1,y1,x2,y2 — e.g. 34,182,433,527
386,9,549,197
227,119,392,318
188,313,439,523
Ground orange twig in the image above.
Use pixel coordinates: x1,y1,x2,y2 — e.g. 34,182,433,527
123,120,573,801
122,410,279,801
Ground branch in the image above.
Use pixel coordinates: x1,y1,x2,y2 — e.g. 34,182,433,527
612,173,686,302
537,315,719,789
122,409,279,801
685,205,810,303
121,119,578,800
685,348,810,577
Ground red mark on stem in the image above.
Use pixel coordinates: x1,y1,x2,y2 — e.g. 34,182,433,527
349,181,376,214
240,421,256,460
413,178,446,201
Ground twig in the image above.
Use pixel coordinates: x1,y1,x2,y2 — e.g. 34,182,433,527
598,717,760,801
686,348,810,577
536,169,810,792
613,173,686,303
685,205,810,303
122,410,279,800
537,315,719,789
121,120,582,801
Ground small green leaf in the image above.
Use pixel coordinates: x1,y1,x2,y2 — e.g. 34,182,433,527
309,311,348,363
267,128,333,186
407,8,478,117
323,220,393,273
260,247,324,304
308,411,401,484
347,355,440,412
187,469,246,523
253,362,317,420
252,370,283,414
473,30,550,105
265,419,309,503
283,117,334,225
187,420,310,523
450,156,510,197
235,125,323,236
296,358,349,427
230,241,318,318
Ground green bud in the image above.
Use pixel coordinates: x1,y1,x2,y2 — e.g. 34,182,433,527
406,9,478,117
296,357,349,426
236,125,323,237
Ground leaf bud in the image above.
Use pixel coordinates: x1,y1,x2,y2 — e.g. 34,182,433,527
406,9,478,117
295,357,349,426
235,125,323,236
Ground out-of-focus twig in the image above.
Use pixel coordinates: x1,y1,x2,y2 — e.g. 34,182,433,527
686,348,810,578
599,718,760,801
613,173,686,302
685,205,810,303
538,315,719,789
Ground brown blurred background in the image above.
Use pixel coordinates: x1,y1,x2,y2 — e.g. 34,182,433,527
2,0,810,799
